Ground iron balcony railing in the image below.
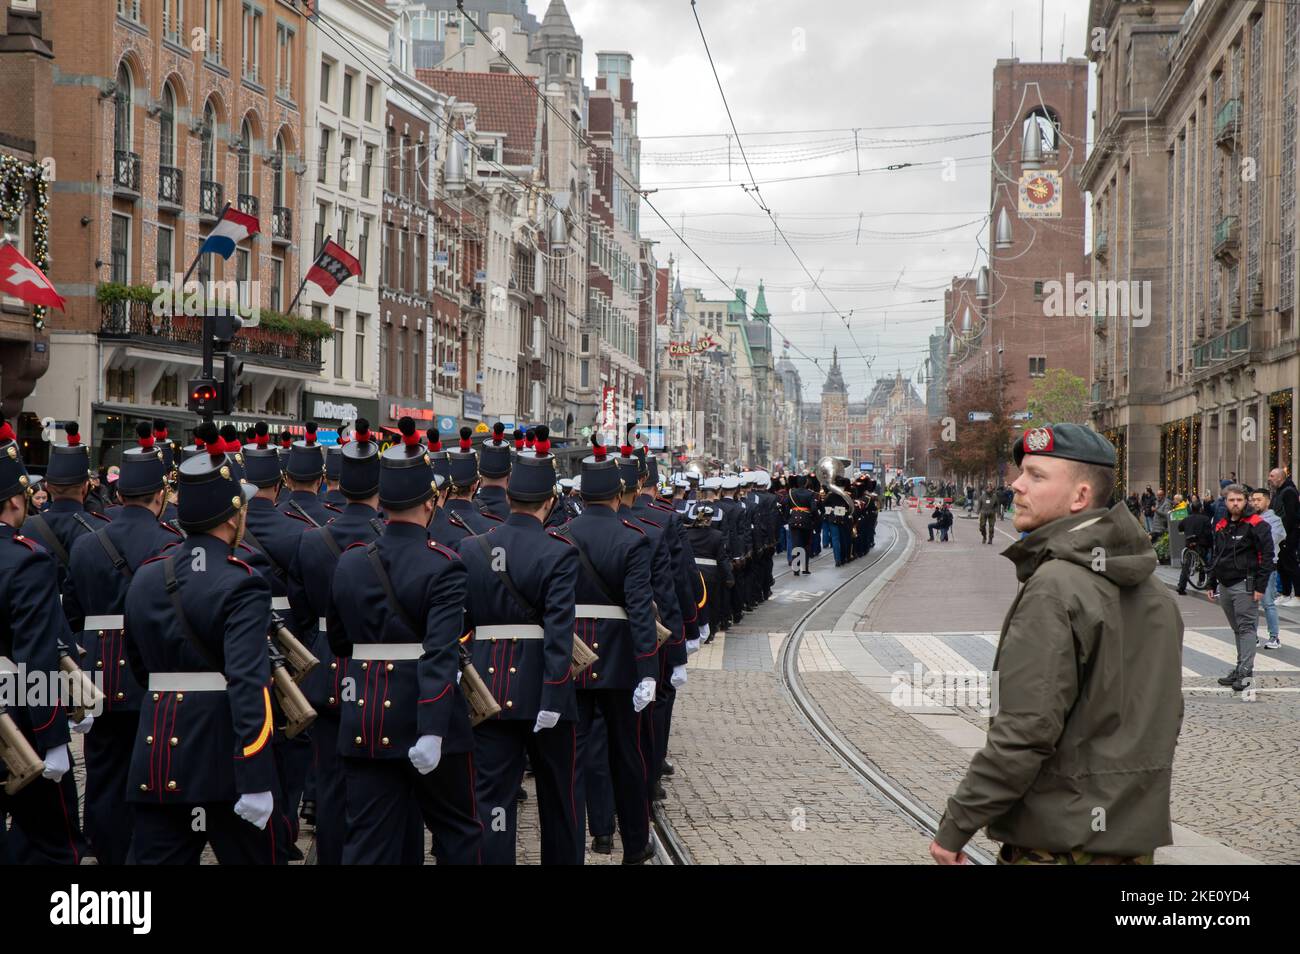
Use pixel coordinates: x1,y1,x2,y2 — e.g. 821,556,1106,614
237,193,259,218
158,165,183,206
272,206,292,242
100,300,322,369
1215,98,1241,144
113,150,141,194
199,180,224,218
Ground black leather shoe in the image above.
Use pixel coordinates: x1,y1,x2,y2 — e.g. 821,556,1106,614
515,786,528,802
286,844,305,862
1231,672,1253,692
300,800,316,827
623,843,655,865
590,835,613,855
1217,669,1239,687
652,782,667,802
660,759,675,777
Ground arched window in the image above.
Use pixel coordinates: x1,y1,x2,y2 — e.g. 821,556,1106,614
159,83,176,166
114,62,133,153
1023,106,1060,154
273,132,287,206
238,118,253,197
200,100,216,184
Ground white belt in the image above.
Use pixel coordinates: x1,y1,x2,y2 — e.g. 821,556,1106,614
84,615,125,631
318,617,328,633
149,672,227,692
0,655,16,673
475,625,545,641
574,604,628,620
351,643,422,661
271,596,291,611
694,558,718,566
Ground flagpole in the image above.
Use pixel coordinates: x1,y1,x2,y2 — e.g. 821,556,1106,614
286,234,329,316
181,201,231,286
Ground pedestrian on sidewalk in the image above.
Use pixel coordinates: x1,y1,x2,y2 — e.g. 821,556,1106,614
1205,484,1274,692
977,486,999,544
1267,467,1300,606
1149,488,1172,546
931,423,1182,866
1249,487,1284,650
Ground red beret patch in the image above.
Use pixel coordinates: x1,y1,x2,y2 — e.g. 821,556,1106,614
1023,426,1055,455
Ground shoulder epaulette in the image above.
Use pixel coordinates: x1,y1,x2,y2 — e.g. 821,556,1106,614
161,522,183,537
141,554,169,566
427,540,459,560
481,511,504,522
91,511,112,522
323,503,342,513
447,512,469,530
285,510,313,526
621,519,645,535
161,540,183,552
344,541,369,551
637,516,662,529
12,533,37,552
546,529,573,545
227,555,254,574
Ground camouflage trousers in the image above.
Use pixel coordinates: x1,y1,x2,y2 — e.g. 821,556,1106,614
997,844,1154,865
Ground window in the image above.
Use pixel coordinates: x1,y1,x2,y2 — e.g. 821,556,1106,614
315,201,328,253
199,100,216,185
111,214,130,284
163,0,184,44
580,358,589,388
362,143,374,198
397,326,406,395
270,256,283,310
317,127,330,184
320,58,332,103
365,81,376,123
386,128,396,191
413,142,424,201
241,4,261,82
152,373,179,407
107,368,137,404
342,71,354,117
114,62,133,154
331,307,344,378
355,313,367,381
117,0,142,23
398,229,408,290
399,135,409,196
1033,280,1045,300
275,22,294,99
156,225,174,283
158,83,177,173
340,135,353,190
338,208,351,252
204,0,224,64
580,332,589,353
236,248,251,312
237,119,253,198
1029,355,1047,377
358,215,371,280
273,133,286,207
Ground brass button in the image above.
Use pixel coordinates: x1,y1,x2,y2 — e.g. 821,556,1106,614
96,660,104,669
118,659,125,667
488,666,495,674
591,673,598,681
145,735,154,745
592,642,598,649
328,697,336,705
505,700,513,708
491,638,498,644
386,663,394,672
329,661,337,670
361,661,369,670
512,637,518,644
98,630,104,637
166,780,177,791
115,692,125,701
152,693,160,702
139,783,148,792
169,736,178,747
176,693,184,702
509,667,517,674
358,698,365,707
354,736,363,745
383,700,391,709
381,737,390,746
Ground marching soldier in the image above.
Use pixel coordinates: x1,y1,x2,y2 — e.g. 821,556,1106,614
460,429,583,865
22,420,109,591
278,422,332,527
475,422,513,519
562,435,658,864
327,417,481,865
716,476,748,622
0,419,82,864
787,474,819,575
286,420,384,865
322,445,346,512
686,504,731,641
62,421,179,864
122,430,279,864
978,485,999,545
430,427,501,547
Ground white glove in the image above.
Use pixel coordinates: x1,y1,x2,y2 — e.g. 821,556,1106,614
42,743,70,782
697,623,710,641
69,714,95,735
533,710,560,733
408,734,443,774
632,677,656,712
685,638,701,655
233,790,274,830
670,664,688,689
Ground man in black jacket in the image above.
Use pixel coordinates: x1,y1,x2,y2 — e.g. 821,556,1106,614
1206,485,1274,692
1175,500,1213,595
1267,468,1299,603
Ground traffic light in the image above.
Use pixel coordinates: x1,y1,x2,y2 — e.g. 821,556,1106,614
188,378,220,415
222,355,245,415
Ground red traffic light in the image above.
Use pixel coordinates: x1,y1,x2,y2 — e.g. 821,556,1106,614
191,384,217,402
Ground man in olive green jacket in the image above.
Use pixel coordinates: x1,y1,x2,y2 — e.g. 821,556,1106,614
930,423,1184,865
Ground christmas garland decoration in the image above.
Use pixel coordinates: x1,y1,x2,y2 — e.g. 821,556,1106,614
0,154,50,329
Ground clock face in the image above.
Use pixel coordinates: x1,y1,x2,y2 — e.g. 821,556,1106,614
1018,170,1062,218
1025,175,1055,205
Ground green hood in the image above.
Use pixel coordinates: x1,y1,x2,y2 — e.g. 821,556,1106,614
1003,502,1156,587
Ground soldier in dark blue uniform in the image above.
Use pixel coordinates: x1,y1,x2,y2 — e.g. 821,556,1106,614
787,474,819,575
460,430,583,865
0,421,83,864
322,444,346,512
433,427,501,545
562,435,658,864
122,432,279,864
286,420,384,864
686,504,731,639
474,422,513,519
277,422,331,527
62,421,179,864
22,421,109,590
754,472,778,599
327,416,481,865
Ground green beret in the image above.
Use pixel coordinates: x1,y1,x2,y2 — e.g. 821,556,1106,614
1013,423,1117,468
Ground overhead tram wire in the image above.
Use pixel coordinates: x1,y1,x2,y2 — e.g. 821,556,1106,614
689,0,876,380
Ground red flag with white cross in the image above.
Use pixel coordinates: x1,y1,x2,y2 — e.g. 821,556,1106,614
0,242,65,311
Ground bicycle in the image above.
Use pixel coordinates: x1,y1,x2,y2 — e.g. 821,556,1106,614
1180,546,1210,591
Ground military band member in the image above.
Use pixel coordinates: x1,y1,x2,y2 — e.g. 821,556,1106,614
431,427,501,547
323,445,346,512
474,422,513,520
277,422,331,527
122,435,279,864
22,421,108,591
62,421,179,864
686,504,731,640
327,417,481,865
787,475,819,575
286,420,384,865
0,421,82,864
563,436,658,864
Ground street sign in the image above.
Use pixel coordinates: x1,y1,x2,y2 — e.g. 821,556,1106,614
968,411,993,422
437,415,456,433
1010,410,1033,421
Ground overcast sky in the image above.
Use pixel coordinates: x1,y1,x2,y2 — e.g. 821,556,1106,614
525,0,1095,403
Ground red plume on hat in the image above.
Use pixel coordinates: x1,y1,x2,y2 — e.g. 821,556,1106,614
304,421,318,446
458,426,473,453
492,422,505,444
398,416,420,448
534,425,550,456
279,430,293,449
513,428,525,451
196,422,222,458
591,433,607,462
0,415,16,443
525,428,536,450
153,419,169,441
135,420,155,450
425,426,442,452
66,421,82,447
354,418,372,445
219,424,241,452
620,421,636,457
254,421,270,448
337,421,351,447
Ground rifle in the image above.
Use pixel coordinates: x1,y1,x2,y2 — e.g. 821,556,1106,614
57,643,104,723
0,703,45,795
270,614,319,684
456,640,501,726
267,638,316,739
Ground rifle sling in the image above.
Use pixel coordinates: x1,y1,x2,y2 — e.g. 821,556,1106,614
161,557,223,672
475,533,540,623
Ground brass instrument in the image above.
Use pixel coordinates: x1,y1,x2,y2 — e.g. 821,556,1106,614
458,642,501,726
271,615,319,684
0,704,45,795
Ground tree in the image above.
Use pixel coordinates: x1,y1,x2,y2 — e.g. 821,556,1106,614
931,367,1015,485
1026,368,1089,425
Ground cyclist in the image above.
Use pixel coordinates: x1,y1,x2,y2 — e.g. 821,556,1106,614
1175,499,1214,595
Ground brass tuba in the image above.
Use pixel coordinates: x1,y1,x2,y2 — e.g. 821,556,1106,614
816,456,843,488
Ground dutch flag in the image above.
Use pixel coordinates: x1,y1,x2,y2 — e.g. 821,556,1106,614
199,207,260,260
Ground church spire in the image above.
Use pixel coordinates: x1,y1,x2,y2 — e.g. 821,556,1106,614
823,347,847,395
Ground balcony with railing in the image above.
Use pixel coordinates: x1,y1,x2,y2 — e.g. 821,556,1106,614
113,150,141,196
158,165,183,209
1213,214,1240,263
100,300,322,372
1215,98,1241,148
199,180,224,219
1192,322,1251,373
272,206,292,244
237,192,259,218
